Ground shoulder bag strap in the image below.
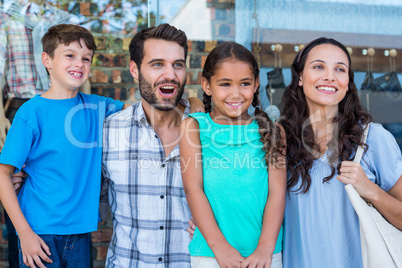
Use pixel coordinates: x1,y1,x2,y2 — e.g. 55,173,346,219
353,123,372,163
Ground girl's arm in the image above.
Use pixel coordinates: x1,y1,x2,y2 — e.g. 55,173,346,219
0,164,52,268
241,124,287,268
179,117,244,267
338,163,402,230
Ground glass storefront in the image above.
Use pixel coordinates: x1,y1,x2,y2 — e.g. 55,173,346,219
1,0,401,142
2,0,401,148
1,0,401,139
235,0,402,148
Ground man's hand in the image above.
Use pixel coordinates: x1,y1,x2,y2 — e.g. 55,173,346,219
12,166,27,194
187,218,196,239
187,97,205,113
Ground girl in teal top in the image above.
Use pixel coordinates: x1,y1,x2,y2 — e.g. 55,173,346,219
179,41,287,268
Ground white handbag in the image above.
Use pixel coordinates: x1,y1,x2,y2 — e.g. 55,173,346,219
345,123,402,268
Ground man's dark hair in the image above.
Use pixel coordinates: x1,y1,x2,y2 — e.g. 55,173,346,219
129,23,188,70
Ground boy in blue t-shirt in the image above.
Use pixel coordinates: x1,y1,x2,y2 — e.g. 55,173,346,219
0,24,128,267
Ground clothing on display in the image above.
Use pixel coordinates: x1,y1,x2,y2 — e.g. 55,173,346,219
2,0,72,93
372,72,402,93
361,72,375,91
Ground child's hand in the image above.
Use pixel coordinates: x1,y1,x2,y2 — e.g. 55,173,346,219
20,230,52,268
214,243,244,268
241,246,273,268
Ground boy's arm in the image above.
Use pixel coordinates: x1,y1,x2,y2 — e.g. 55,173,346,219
179,117,244,267
100,95,127,118
241,124,287,268
186,97,205,113
0,164,52,268
122,103,131,109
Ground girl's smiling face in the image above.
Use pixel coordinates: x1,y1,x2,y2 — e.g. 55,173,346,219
299,44,350,113
202,59,259,124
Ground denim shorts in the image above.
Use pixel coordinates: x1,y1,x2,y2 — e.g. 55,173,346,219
18,233,91,268
191,252,283,268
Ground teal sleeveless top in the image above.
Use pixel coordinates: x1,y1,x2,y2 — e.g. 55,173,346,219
188,112,283,257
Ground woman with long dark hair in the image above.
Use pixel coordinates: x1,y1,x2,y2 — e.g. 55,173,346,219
279,37,402,267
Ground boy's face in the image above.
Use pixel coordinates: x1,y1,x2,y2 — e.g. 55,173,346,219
42,39,93,92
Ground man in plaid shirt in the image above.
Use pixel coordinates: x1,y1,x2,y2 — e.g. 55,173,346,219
101,24,194,267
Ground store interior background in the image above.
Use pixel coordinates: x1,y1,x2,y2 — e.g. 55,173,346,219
0,0,401,267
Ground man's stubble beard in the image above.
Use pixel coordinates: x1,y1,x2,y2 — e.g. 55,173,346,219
138,72,186,111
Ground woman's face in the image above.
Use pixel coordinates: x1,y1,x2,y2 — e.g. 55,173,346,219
299,44,350,113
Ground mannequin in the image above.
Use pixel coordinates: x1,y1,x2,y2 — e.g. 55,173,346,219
0,87,11,151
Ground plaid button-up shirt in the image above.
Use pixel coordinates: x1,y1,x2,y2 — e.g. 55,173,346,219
102,99,192,268
0,3,44,98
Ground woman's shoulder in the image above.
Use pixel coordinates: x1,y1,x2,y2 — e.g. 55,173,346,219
367,123,395,143
363,123,402,191
365,122,401,158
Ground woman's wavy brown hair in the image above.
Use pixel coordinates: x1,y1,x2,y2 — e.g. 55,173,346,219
279,37,372,193
202,41,285,166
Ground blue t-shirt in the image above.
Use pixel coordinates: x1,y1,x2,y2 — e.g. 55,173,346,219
0,92,124,235
283,123,402,268
188,113,283,257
